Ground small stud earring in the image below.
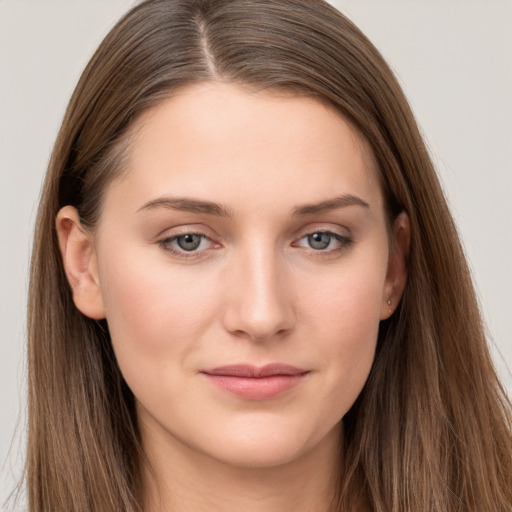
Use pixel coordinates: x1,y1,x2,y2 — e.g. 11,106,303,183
387,299,392,314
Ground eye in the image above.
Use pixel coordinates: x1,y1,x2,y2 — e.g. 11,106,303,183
294,230,353,252
159,232,217,257
175,233,203,251
307,232,332,250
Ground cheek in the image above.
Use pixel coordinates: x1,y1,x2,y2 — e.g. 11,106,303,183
96,247,219,377
302,256,386,409
305,250,386,337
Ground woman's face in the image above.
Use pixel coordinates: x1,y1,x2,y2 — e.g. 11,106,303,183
60,82,406,469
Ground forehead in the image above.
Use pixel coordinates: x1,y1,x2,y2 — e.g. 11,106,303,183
104,82,383,216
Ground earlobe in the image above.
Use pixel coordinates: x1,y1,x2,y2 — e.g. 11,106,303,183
56,206,106,320
380,211,410,320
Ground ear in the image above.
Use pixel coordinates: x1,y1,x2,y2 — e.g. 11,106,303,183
56,206,106,320
380,211,410,320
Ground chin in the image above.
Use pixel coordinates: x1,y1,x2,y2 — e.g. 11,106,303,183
203,440,312,469
192,416,342,470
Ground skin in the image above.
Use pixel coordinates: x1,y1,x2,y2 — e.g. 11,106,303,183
57,82,409,512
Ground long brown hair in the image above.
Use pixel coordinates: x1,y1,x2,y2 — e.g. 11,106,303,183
26,1,512,510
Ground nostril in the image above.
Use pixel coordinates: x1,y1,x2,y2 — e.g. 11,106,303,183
222,299,296,342
247,326,291,343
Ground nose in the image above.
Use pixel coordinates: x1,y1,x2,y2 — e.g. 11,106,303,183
222,245,296,342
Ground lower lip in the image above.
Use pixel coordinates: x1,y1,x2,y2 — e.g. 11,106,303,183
203,374,307,400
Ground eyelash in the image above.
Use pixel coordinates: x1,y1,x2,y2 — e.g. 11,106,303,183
158,229,353,260
159,232,217,259
293,231,354,254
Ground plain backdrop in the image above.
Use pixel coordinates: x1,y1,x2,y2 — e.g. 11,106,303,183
1,0,511,506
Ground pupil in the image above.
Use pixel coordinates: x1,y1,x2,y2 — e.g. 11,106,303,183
308,232,330,250
177,234,201,251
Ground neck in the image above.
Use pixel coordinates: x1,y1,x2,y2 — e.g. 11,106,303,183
141,423,342,512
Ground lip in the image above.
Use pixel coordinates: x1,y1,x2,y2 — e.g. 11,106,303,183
201,364,309,400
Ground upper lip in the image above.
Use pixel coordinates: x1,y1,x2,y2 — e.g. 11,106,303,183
202,364,308,378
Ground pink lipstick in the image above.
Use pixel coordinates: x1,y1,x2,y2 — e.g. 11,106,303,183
201,364,309,400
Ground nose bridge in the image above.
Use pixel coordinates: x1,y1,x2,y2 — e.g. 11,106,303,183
223,238,294,341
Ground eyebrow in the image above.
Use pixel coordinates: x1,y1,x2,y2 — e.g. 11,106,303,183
136,194,370,217
137,197,233,217
293,194,370,215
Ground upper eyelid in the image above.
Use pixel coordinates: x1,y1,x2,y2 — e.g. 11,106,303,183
158,226,351,238
293,224,352,239
161,232,211,241
156,223,353,244
161,232,216,248
155,224,218,241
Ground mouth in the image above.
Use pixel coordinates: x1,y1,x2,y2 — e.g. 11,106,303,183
200,364,310,400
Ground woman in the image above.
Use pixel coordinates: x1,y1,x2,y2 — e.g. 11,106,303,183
25,0,512,511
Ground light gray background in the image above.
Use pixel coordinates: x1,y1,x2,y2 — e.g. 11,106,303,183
1,0,511,506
